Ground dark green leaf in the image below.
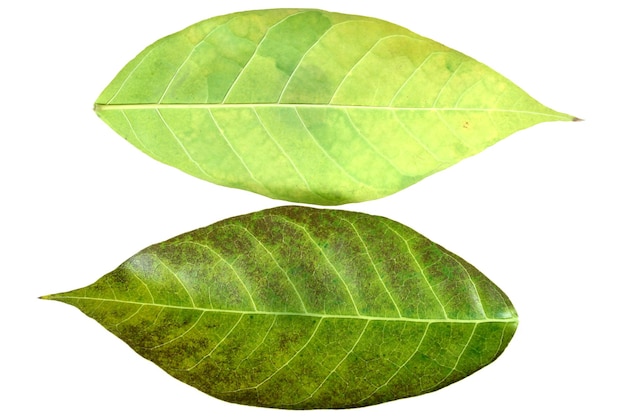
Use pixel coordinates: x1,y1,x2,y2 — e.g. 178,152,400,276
95,9,575,205
43,206,518,409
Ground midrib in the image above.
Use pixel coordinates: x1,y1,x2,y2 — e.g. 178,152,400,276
49,295,518,324
94,102,570,120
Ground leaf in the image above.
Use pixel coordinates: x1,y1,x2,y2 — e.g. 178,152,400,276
43,206,518,409
95,9,575,205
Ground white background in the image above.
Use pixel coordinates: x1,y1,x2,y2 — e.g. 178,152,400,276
2,0,624,416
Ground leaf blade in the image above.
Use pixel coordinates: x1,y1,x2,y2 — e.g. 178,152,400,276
44,206,518,409
95,9,575,204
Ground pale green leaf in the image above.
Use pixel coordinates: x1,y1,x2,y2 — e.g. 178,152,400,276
43,206,518,409
95,9,575,205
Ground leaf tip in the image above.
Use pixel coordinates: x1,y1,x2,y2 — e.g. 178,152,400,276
39,293,63,301
572,116,584,122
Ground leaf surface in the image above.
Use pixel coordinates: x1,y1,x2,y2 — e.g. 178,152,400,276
43,206,518,409
96,9,575,205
